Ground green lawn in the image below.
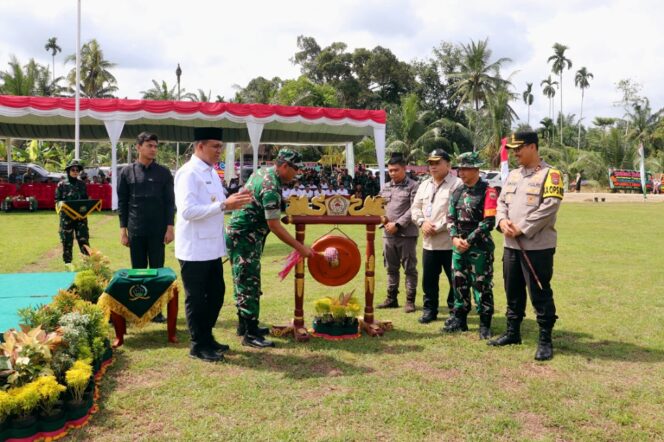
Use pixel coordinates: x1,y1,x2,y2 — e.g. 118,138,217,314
1,203,663,441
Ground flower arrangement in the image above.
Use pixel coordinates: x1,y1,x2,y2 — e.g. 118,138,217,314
73,270,104,303
312,290,361,338
65,360,93,403
0,326,64,387
77,246,113,283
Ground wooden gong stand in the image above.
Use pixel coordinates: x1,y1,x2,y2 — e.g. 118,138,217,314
272,194,393,342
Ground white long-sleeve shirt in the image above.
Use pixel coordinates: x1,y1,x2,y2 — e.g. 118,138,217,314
174,154,227,261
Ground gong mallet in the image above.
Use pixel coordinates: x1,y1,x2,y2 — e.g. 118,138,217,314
515,236,543,290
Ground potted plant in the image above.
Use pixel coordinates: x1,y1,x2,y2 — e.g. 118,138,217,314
64,359,93,420
33,375,67,432
0,390,15,441
7,382,40,438
312,290,361,339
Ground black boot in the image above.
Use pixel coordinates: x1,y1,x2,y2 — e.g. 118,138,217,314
209,336,230,353
478,315,492,340
534,327,554,361
236,315,270,337
488,319,522,346
443,312,455,327
442,314,468,333
242,318,275,349
418,310,437,324
377,295,399,309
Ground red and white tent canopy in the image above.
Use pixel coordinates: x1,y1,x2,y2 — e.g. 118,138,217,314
0,96,387,208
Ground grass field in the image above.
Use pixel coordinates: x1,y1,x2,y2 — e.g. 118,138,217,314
1,203,664,441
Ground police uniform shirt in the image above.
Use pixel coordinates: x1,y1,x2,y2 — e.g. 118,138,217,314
380,176,420,238
117,161,175,237
174,154,227,261
496,160,564,250
411,173,462,250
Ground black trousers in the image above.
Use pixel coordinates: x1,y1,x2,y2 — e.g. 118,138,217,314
179,258,225,350
129,234,165,269
421,249,454,316
503,247,558,328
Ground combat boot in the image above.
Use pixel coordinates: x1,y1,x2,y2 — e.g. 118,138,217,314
443,312,455,327
404,293,416,313
377,295,399,309
442,314,468,333
478,315,492,340
236,314,270,337
242,318,276,349
534,327,554,361
487,319,522,346
418,311,437,324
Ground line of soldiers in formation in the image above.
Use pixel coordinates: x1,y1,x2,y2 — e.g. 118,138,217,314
377,131,564,361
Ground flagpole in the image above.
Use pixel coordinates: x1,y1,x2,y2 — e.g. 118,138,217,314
74,0,81,160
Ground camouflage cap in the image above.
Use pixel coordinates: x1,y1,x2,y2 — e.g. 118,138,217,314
276,148,303,169
65,159,84,171
456,152,483,169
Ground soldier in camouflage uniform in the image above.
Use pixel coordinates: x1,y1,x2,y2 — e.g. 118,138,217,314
443,152,498,339
226,149,314,349
55,160,91,267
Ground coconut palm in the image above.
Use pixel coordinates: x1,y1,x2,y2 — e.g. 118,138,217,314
548,43,572,144
0,55,39,95
65,39,118,98
44,37,62,82
540,76,558,144
522,82,534,126
449,38,511,111
624,98,663,147
184,89,213,102
141,80,178,100
574,67,593,150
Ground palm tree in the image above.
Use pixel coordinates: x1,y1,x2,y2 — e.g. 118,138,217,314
540,76,558,143
484,88,518,165
548,43,572,144
624,98,663,147
44,37,62,82
141,80,178,100
65,39,118,98
184,89,213,102
522,82,534,126
574,67,593,150
0,55,39,95
449,38,511,111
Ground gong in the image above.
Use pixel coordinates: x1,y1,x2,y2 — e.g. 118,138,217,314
308,234,361,286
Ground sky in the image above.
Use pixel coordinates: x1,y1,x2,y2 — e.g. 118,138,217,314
1,0,663,128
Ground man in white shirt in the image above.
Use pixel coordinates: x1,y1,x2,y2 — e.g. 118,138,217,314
336,184,349,196
411,149,462,324
174,127,252,363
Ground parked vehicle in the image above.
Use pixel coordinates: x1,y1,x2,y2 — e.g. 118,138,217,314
481,170,503,193
0,162,64,182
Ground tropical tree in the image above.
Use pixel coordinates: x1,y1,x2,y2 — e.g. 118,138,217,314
593,117,617,132
522,82,534,126
548,43,572,144
624,98,663,148
387,93,472,163
0,55,39,95
65,39,118,98
184,89,213,102
574,67,593,149
141,80,178,100
540,76,558,143
273,76,339,107
44,37,62,82
232,76,282,103
449,38,511,111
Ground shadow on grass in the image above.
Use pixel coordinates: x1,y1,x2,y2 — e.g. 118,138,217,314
491,317,664,363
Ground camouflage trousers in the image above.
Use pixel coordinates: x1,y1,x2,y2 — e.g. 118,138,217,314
59,216,90,264
452,245,494,316
226,232,264,320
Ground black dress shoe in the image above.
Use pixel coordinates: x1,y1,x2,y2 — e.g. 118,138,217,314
210,339,230,353
151,312,167,324
418,313,437,324
189,347,224,362
242,334,276,349
236,321,270,337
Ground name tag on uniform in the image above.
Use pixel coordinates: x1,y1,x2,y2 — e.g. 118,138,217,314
211,196,217,202
424,204,432,217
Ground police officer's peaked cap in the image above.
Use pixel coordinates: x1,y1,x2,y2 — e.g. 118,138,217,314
506,131,538,149
194,127,223,141
427,148,451,162
65,160,84,171
276,148,304,169
456,152,483,169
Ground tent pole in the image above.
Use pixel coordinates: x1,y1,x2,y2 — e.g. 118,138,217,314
6,138,12,175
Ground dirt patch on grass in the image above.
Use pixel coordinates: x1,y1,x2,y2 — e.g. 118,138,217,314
402,360,461,381
19,245,61,273
515,411,552,440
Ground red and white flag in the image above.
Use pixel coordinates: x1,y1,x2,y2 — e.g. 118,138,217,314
500,137,509,185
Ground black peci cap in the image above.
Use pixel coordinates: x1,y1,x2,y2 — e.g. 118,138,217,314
194,127,223,141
